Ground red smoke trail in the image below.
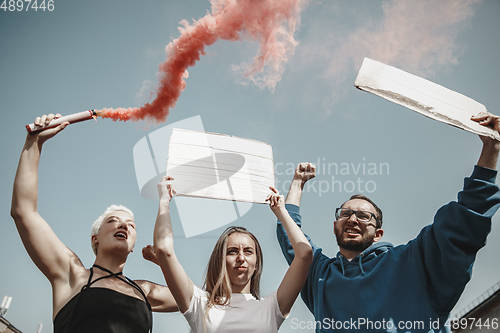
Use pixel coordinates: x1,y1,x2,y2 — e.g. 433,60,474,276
98,0,304,124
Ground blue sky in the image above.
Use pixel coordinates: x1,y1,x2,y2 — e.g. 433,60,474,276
1,1,500,332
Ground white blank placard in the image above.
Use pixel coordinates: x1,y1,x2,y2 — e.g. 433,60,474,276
166,128,275,204
354,58,500,141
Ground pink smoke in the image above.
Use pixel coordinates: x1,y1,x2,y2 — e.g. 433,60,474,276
286,0,481,116
99,0,304,123
324,0,481,82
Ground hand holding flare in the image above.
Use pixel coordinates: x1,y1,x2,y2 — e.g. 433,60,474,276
25,110,100,133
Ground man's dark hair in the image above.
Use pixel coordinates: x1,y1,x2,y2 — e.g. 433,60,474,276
341,194,383,228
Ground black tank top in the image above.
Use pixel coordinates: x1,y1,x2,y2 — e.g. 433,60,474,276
53,265,152,333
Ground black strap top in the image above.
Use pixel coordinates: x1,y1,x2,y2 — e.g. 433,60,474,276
54,265,152,333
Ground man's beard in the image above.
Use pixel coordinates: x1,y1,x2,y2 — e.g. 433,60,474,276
335,230,376,252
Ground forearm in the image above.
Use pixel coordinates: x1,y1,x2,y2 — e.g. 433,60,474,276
153,200,175,256
152,196,193,313
457,166,500,216
285,178,306,206
10,134,76,281
275,205,313,317
11,135,43,219
274,208,312,260
477,140,500,170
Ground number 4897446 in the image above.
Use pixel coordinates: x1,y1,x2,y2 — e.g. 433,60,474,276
1,0,55,11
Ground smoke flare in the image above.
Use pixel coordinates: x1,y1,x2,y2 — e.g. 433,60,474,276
99,0,304,124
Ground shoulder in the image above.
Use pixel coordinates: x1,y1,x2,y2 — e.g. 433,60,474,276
183,285,207,313
261,290,279,302
52,264,90,318
259,291,287,324
134,278,175,296
134,279,154,294
183,285,208,323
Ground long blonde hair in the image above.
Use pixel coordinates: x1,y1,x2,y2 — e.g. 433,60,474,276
203,226,263,308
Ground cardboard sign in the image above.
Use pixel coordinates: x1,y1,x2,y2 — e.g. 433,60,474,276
355,57,500,141
166,128,275,204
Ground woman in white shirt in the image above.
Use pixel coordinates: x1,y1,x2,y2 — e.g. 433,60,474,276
144,176,313,332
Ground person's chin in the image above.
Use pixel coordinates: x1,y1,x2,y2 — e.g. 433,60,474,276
338,236,368,251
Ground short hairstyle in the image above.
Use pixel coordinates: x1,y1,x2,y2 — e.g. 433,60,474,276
91,205,134,255
341,194,383,228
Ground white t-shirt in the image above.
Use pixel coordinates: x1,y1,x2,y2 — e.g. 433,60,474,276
183,285,286,333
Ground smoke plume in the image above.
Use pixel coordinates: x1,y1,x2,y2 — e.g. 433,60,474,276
99,0,305,123
292,0,481,116
325,0,481,80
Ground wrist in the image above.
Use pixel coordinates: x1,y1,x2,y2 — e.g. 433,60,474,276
159,198,171,206
477,140,500,170
290,177,305,191
484,140,500,151
24,133,45,152
273,206,288,219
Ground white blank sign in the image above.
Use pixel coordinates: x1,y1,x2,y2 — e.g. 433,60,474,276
354,57,500,141
166,128,275,204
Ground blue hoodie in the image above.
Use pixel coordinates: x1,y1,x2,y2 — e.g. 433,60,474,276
277,166,500,332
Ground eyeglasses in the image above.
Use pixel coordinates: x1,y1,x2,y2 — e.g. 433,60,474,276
335,208,378,225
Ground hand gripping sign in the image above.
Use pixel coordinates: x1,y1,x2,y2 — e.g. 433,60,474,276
354,57,500,141
166,128,275,237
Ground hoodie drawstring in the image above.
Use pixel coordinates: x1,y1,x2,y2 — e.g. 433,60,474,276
358,254,366,276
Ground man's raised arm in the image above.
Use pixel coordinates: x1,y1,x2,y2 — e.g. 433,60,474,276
472,112,500,170
277,162,316,265
285,163,316,206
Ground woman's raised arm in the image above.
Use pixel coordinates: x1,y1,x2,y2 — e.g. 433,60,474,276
152,176,194,313
10,115,79,284
267,186,313,317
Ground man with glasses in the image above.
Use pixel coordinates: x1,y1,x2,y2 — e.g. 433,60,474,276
276,113,500,332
